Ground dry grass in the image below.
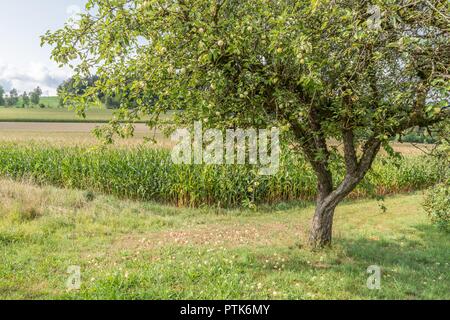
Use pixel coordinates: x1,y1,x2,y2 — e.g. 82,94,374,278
114,221,301,251
0,123,174,149
390,143,434,156
0,178,88,220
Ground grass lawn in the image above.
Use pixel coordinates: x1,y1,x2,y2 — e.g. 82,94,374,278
4,97,69,109
0,179,448,300
0,107,114,123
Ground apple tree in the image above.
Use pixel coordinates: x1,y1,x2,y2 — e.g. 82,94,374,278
43,0,449,248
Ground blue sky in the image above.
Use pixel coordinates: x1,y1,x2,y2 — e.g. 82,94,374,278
0,0,87,95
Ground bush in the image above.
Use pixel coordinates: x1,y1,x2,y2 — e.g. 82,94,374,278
423,180,450,231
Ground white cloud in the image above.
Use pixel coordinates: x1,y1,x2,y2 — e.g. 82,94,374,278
0,60,71,96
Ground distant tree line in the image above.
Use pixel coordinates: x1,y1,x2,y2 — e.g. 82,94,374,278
0,85,43,107
57,76,121,109
57,76,156,109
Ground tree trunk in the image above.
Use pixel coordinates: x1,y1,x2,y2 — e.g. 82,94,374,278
309,200,337,249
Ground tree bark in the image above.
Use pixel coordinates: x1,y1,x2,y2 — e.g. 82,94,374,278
308,137,382,249
309,199,337,248
291,108,384,249
309,175,367,248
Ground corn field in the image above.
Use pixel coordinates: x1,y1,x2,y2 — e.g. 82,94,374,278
0,143,441,208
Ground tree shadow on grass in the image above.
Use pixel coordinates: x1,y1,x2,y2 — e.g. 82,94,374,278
239,223,449,299
332,224,450,299
338,224,449,267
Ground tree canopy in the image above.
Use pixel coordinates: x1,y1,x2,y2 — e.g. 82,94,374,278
30,86,43,105
21,92,30,107
6,89,19,106
43,0,449,248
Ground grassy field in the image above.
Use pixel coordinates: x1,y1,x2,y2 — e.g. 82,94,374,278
38,96,61,108
0,178,448,299
0,106,436,155
0,107,114,123
0,123,161,147
3,96,69,109
0,108,445,300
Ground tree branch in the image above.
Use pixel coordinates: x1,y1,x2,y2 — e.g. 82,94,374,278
343,128,358,175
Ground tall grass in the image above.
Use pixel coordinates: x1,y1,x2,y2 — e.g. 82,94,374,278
0,143,440,207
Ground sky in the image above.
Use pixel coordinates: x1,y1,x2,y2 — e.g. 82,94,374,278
0,0,87,96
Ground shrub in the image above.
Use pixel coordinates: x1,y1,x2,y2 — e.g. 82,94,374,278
423,180,450,232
